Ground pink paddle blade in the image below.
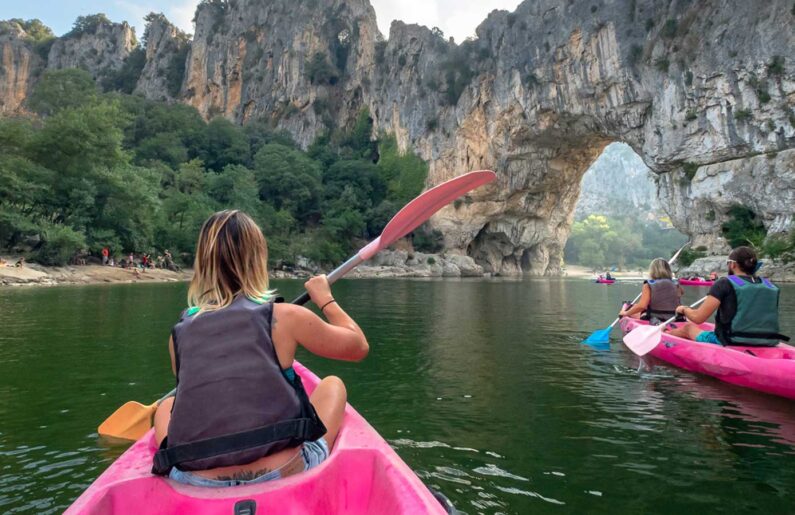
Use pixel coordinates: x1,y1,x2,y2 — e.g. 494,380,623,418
358,170,496,260
623,325,664,356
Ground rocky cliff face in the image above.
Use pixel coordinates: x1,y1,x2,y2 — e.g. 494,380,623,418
574,142,659,220
0,21,45,113
1,0,793,274
47,21,135,80
135,14,190,102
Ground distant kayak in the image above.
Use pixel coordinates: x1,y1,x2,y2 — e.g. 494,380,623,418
66,362,449,515
679,278,715,287
620,317,795,400
595,278,616,284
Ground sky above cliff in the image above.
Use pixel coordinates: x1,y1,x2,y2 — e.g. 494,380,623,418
1,0,523,43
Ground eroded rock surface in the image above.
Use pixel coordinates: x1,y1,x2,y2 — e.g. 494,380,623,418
1,0,793,274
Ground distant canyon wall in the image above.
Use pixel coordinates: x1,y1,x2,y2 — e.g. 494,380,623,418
1,0,793,273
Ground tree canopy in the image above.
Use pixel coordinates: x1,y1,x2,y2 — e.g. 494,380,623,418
0,71,429,267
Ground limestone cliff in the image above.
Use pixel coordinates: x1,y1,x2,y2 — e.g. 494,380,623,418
0,21,45,113
574,143,660,220
0,0,793,275
47,20,135,80
134,14,190,102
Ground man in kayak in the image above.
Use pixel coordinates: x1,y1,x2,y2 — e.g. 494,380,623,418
666,246,788,346
151,210,369,486
619,258,683,323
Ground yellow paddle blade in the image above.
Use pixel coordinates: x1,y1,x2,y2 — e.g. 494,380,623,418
97,400,157,441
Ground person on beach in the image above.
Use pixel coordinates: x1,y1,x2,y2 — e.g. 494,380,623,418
619,258,683,323
152,210,369,486
14,257,25,267
666,246,788,346
102,247,110,265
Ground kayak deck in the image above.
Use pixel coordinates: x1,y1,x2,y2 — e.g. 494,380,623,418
620,318,795,399
66,362,445,514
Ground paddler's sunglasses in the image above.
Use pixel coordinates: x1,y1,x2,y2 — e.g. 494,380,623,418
727,259,737,265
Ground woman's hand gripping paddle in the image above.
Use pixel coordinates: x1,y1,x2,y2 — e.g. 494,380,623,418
622,296,707,356
98,170,497,441
291,170,497,304
582,241,690,347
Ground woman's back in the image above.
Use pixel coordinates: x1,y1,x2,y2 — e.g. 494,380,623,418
167,297,311,471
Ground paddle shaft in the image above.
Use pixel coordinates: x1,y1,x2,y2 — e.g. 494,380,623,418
662,296,707,327
291,254,363,305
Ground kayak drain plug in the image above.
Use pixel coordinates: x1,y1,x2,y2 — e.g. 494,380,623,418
234,500,256,515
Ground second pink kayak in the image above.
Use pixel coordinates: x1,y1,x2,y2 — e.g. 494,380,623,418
620,317,795,399
65,362,449,514
679,278,715,287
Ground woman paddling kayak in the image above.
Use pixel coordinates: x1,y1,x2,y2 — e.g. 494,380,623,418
152,210,369,486
618,258,683,324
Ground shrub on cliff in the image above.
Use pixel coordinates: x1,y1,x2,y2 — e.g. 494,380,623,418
306,52,339,85
66,14,112,38
721,205,766,248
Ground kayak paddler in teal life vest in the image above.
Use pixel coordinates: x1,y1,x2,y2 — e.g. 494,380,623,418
666,246,790,346
151,210,370,486
619,258,684,323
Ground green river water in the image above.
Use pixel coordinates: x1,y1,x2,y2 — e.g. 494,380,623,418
1,278,794,514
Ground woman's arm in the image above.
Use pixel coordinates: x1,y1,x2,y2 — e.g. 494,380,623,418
168,335,176,376
272,275,369,365
676,295,720,324
620,284,651,317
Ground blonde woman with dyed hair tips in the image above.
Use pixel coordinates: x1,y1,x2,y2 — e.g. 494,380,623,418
151,210,369,486
618,257,684,323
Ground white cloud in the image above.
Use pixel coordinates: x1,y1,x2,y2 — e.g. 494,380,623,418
113,0,198,39
369,0,522,42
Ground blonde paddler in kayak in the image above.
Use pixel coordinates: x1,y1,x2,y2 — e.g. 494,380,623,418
618,258,684,323
152,210,369,486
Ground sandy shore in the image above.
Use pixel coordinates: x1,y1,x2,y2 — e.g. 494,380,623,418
562,264,646,281
0,257,652,288
0,261,192,287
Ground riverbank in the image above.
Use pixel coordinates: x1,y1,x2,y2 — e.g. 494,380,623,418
562,264,645,281
0,261,192,287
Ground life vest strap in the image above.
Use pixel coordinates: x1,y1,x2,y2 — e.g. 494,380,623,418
729,331,790,342
152,416,325,475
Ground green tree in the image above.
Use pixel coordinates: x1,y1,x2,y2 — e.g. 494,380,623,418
201,117,250,171
376,135,428,204
28,69,98,116
253,143,322,222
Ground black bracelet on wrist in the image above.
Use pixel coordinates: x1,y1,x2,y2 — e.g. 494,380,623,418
320,299,337,312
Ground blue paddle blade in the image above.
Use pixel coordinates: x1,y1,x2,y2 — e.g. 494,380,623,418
583,327,612,346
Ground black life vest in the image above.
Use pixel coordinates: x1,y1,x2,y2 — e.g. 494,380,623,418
643,279,681,320
152,296,326,475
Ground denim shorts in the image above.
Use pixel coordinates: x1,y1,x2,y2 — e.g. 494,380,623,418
168,438,329,487
695,331,721,345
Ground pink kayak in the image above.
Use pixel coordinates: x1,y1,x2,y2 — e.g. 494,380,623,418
620,318,795,400
679,278,715,287
595,278,615,284
66,362,448,514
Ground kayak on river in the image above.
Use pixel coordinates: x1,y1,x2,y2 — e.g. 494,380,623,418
65,362,450,515
595,277,615,284
679,278,715,287
620,317,795,400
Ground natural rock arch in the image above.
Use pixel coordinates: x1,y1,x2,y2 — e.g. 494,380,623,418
1,0,793,275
